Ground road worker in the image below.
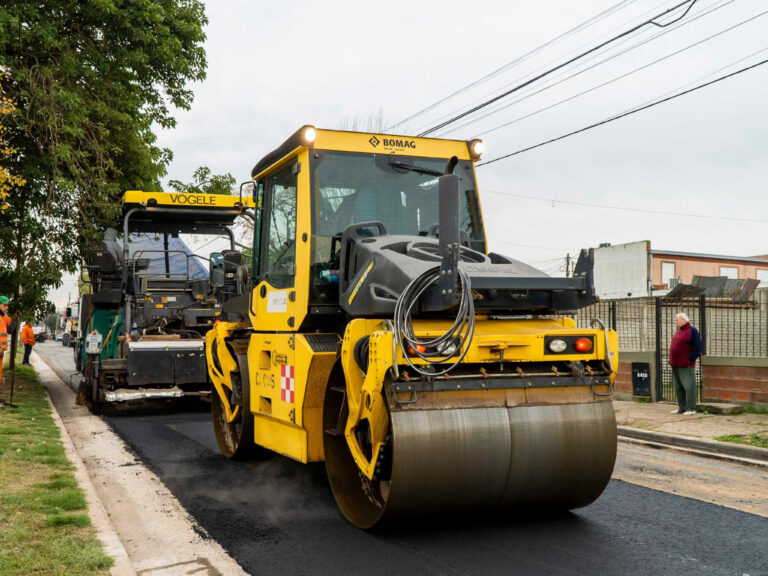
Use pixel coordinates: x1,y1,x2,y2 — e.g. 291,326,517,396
21,319,35,365
0,295,16,405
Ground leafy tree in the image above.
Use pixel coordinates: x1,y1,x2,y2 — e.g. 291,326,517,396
0,69,24,213
338,107,386,132
44,312,58,334
0,1,208,319
168,165,236,196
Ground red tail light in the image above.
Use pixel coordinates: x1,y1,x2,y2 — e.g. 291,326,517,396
407,344,427,356
574,337,593,353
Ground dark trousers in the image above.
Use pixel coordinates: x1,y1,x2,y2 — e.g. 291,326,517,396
671,366,697,412
23,344,33,365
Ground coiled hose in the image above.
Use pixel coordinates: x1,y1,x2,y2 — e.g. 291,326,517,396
393,265,475,377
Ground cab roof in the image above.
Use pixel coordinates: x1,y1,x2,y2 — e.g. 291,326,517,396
251,126,479,179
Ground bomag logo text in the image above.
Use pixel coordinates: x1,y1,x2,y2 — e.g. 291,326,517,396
169,194,216,205
383,138,416,149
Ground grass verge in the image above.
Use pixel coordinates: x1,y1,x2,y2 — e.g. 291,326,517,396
715,433,768,449
743,405,768,416
0,350,113,576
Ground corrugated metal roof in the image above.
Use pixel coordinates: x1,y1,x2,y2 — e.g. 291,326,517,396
692,275,728,297
665,276,760,301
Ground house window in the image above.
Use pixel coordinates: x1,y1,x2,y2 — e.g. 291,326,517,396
661,262,675,286
757,269,768,282
720,266,738,279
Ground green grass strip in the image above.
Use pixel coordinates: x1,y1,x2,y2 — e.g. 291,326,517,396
715,433,768,449
0,352,113,576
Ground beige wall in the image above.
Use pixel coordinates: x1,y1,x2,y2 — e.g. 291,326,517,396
651,254,768,288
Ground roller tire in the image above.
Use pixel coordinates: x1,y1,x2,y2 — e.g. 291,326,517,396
212,354,259,459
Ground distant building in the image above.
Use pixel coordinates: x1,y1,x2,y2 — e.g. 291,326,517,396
592,240,768,299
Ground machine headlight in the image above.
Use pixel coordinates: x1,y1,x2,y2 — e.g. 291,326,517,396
437,339,460,357
303,126,317,144
548,339,568,353
468,139,485,159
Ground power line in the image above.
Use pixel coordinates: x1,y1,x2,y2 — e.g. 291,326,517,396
386,0,639,132
491,239,571,252
471,0,754,138
418,0,698,136
409,0,677,136
417,0,696,136
440,0,741,137
480,190,768,224
476,51,768,167
608,44,768,118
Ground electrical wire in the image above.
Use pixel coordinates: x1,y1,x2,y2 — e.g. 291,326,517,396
411,0,679,136
476,51,768,167
419,0,698,136
610,43,768,117
420,0,701,136
480,190,768,224
386,0,640,132
441,0,744,137
492,239,570,252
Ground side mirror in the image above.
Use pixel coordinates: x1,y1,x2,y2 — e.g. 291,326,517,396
210,252,225,288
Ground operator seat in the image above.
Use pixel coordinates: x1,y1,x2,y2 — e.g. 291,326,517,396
334,189,378,231
102,227,123,266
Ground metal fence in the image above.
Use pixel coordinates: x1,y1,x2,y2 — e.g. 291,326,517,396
574,289,768,401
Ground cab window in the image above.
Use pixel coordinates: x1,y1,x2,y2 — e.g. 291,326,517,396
260,162,297,289
308,151,485,304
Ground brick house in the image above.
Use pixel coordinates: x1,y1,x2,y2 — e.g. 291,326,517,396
580,241,768,409
592,240,768,299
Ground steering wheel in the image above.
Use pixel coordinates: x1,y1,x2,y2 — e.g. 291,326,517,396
425,224,472,247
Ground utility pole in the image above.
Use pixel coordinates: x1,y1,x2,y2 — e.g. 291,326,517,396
565,253,570,278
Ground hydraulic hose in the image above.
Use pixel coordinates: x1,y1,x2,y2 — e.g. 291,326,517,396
393,265,475,377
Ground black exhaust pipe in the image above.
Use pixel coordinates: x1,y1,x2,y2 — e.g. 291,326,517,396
434,156,460,309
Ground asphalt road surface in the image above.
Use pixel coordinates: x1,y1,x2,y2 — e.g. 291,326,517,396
37,342,768,576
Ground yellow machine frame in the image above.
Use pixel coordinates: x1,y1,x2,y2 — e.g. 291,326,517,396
123,190,255,210
207,127,618,472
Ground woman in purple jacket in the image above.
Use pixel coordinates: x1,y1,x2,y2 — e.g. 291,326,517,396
669,312,702,415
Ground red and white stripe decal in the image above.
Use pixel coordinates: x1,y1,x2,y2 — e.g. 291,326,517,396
280,365,295,403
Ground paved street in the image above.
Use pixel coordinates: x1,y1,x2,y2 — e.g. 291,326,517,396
36,342,768,576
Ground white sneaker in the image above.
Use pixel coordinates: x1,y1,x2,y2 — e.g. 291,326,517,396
670,409,681,414
683,410,696,415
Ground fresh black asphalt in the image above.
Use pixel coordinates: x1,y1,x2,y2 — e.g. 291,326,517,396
106,409,768,576
36,344,767,576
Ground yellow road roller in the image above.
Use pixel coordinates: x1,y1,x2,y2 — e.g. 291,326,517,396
206,126,618,529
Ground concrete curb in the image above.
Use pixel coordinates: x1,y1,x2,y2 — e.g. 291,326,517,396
33,344,250,576
617,425,768,466
32,353,137,576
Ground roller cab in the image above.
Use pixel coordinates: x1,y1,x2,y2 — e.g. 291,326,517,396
206,127,619,528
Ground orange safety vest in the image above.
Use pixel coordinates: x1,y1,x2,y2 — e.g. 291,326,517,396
0,313,10,351
21,324,35,346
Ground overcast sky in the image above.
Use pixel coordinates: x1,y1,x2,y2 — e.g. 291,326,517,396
50,0,768,308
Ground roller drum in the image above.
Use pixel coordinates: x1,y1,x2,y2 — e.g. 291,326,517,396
325,400,617,529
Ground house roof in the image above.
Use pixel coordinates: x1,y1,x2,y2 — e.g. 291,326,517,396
649,249,768,265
